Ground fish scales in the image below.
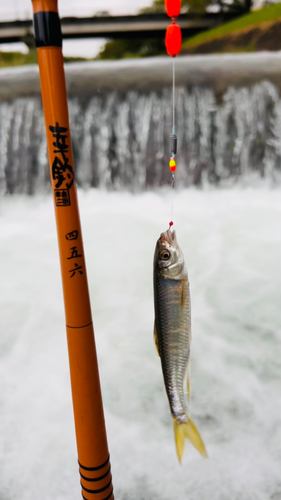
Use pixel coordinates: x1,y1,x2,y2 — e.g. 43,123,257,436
154,271,190,421
153,227,207,462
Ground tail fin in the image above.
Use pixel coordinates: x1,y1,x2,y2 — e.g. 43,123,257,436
173,417,208,463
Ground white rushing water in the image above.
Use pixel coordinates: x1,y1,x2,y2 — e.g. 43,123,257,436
2,78,281,194
0,187,281,500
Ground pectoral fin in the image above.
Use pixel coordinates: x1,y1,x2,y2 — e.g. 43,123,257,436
153,322,160,356
181,280,186,309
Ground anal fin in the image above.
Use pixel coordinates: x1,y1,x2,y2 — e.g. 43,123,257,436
153,322,160,356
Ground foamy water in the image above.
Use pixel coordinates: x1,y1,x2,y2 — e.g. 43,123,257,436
0,188,280,499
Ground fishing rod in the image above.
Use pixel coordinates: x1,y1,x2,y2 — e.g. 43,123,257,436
165,0,182,229
31,1,113,498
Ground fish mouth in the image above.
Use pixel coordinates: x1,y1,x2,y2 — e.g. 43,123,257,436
159,228,177,246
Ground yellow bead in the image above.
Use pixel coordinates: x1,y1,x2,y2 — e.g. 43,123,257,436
169,158,176,172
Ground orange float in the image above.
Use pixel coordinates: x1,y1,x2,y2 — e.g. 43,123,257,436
165,0,182,57
165,23,182,57
31,1,113,499
165,0,181,19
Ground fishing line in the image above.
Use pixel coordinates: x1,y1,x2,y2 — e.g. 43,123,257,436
170,173,175,229
165,0,182,230
172,56,176,133
169,56,177,231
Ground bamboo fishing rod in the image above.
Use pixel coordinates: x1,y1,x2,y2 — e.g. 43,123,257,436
31,1,113,498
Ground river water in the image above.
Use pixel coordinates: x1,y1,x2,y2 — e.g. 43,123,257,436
0,54,281,499
0,188,281,500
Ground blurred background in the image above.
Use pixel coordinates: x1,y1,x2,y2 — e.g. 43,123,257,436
0,1,281,499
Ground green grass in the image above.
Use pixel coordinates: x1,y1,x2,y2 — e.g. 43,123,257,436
182,2,281,49
0,50,90,68
0,50,38,68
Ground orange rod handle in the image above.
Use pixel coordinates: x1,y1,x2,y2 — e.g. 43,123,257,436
31,1,113,499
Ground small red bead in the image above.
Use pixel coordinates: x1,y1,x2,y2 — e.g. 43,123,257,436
169,221,174,228
165,0,181,19
165,23,182,57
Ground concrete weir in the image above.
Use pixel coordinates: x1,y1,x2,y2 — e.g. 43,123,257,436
1,52,281,100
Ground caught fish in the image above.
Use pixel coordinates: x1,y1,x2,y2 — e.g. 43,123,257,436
153,227,207,462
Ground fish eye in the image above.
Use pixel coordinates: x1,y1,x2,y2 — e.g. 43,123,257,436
160,250,170,261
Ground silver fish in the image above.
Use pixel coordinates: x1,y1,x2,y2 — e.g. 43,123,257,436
153,227,207,462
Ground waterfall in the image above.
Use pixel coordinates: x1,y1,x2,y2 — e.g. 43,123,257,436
1,79,281,194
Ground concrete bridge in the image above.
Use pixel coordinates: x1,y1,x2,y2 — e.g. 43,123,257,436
0,12,240,48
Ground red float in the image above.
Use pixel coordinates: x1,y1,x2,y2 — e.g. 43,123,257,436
165,23,182,56
165,0,181,19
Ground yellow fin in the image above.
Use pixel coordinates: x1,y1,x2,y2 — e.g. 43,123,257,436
173,419,186,463
153,322,160,356
173,417,208,463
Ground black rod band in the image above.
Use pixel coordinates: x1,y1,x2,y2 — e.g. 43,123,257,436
66,321,93,329
33,11,62,48
81,478,112,494
82,487,114,500
79,455,110,471
80,465,111,482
